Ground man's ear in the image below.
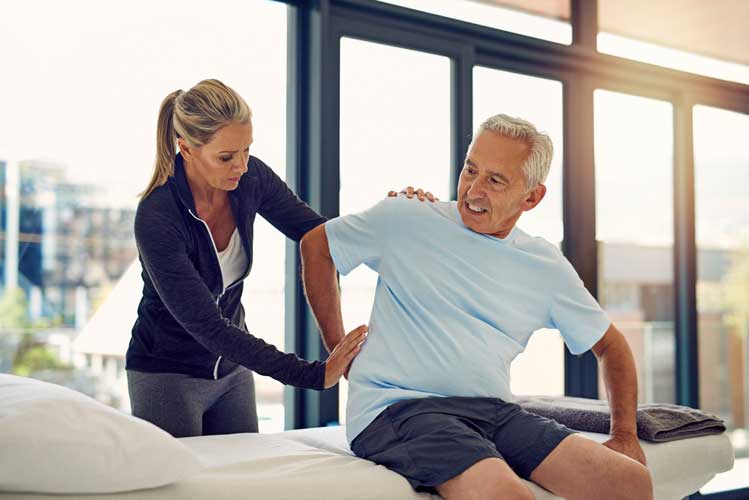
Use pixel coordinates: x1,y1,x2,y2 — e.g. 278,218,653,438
522,184,546,212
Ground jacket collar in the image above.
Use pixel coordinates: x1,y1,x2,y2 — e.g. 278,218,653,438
172,153,197,213
171,153,254,286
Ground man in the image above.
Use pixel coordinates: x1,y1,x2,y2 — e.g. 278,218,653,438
301,114,653,500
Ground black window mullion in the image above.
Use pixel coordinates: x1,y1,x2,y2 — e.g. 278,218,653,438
450,46,474,200
285,0,341,430
284,2,304,431
562,76,600,398
571,0,598,50
673,96,700,408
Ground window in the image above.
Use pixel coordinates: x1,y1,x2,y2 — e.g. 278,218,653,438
473,67,565,396
594,89,675,403
597,0,749,84
694,105,749,494
338,38,451,422
0,0,288,432
377,0,571,44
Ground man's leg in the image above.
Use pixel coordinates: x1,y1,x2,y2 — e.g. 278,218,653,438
436,457,533,500
351,397,525,496
529,434,653,500
487,401,652,500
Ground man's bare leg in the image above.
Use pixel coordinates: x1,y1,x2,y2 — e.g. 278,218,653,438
530,434,653,500
436,457,534,500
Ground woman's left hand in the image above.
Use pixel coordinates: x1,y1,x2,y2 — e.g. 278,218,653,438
387,186,437,202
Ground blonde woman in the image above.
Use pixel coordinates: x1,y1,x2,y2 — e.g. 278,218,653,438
126,79,434,437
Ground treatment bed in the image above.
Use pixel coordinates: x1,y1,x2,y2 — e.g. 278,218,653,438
1,425,734,500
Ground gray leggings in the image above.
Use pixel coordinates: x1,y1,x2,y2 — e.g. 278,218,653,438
126,364,258,438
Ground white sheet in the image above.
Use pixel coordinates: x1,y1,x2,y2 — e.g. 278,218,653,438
280,427,735,500
0,427,733,500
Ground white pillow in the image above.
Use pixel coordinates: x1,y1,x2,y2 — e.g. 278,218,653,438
0,374,205,494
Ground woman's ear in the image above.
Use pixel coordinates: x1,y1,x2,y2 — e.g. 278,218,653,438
177,137,192,161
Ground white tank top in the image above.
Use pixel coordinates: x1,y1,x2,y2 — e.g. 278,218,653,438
217,228,247,288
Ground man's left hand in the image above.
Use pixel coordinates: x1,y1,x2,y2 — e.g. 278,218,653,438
603,434,647,466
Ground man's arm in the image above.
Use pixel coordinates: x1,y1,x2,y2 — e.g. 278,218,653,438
300,224,346,353
591,324,647,465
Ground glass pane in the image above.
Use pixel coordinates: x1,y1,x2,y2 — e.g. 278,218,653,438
594,89,675,403
339,38,451,422
377,0,571,45
473,67,564,396
0,0,288,433
598,0,749,85
694,105,749,494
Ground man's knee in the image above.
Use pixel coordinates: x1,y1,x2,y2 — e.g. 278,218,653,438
437,458,533,500
607,460,653,500
488,482,534,500
474,476,534,500
625,462,653,500
444,479,533,500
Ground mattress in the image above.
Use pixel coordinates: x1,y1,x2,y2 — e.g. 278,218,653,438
1,426,733,500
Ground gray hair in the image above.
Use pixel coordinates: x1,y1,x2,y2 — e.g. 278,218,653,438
473,114,553,189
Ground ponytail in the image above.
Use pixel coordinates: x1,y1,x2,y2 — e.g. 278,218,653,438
140,89,182,199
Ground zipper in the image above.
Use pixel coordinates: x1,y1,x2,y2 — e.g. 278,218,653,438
211,278,246,377
213,355,222,379
188,208,251,380
188,209,227,380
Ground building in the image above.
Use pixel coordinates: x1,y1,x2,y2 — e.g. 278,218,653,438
0,159,136,327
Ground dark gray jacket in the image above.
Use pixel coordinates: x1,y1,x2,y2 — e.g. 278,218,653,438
125,154,327,389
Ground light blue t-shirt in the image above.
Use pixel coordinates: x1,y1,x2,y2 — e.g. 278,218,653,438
325,197,611,443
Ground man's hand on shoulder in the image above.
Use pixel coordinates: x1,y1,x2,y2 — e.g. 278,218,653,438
603,433,647,466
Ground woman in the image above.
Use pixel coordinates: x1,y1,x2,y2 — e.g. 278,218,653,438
125,79,434,438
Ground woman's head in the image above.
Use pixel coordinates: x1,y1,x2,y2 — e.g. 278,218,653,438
141,79,253,198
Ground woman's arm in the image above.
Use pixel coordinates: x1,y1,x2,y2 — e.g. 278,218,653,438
135,203,327,389
255,158,327,241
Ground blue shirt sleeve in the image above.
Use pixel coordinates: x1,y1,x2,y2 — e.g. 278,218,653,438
324,199,390,276
548,257,611,355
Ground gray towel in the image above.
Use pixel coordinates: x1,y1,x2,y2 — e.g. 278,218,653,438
514,395,726,442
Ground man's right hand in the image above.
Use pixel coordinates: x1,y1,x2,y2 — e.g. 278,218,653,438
323,325,368,388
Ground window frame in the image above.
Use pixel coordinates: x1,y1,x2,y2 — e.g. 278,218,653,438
283,3,748,495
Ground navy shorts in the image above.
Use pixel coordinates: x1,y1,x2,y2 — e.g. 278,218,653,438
350,396,575,492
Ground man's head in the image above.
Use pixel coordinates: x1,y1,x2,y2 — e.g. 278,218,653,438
457,114,553,238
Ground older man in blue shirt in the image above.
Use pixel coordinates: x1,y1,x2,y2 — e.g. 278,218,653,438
301,114,652,500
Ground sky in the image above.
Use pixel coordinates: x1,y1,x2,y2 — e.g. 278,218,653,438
0,0,287,207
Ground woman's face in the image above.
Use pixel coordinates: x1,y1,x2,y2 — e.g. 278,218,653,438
180,120,253,192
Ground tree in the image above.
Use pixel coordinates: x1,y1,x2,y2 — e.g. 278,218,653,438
12,333,68,376
0,287,29,332
0,286,71,375
722,249,749,339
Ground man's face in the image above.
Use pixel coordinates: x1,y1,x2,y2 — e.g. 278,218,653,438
456,130,546,238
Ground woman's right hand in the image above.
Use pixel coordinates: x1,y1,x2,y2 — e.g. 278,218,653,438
324,325,368,389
